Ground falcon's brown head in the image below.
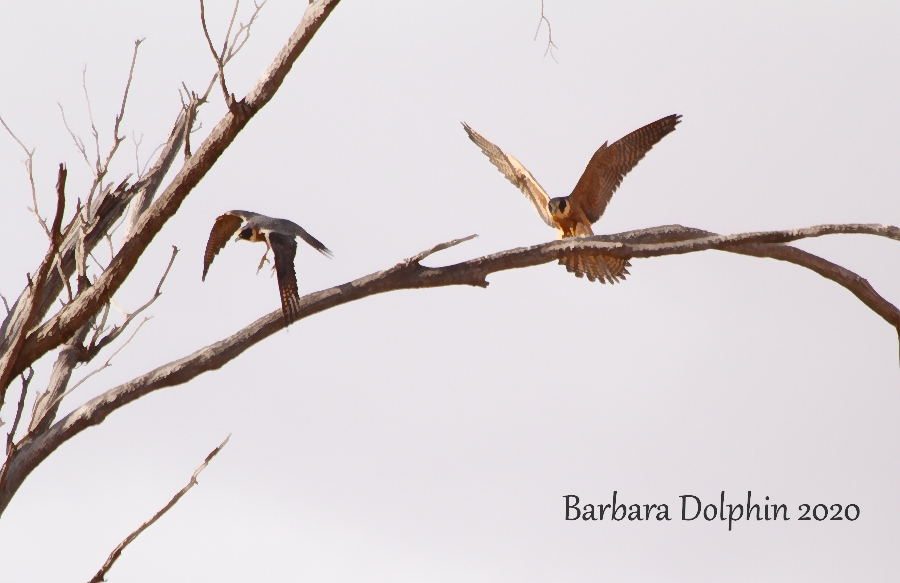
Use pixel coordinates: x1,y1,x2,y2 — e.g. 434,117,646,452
202,210,332,325
547,197,569,219
463,114,681,283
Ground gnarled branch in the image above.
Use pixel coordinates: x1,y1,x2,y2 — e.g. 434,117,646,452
2,222,897,516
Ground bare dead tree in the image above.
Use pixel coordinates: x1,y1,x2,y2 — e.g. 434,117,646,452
0,0,343,567
1,0,900,577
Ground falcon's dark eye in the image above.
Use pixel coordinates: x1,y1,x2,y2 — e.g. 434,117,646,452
558,199,567,212
238,228,253,240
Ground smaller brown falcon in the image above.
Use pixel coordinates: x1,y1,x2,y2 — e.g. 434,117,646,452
462,114,681,283
202,210,332,324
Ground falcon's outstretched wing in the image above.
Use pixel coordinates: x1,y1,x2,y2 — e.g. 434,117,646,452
268,231,302,324
570,114,681,224
462,122,553,227
202,212,244,280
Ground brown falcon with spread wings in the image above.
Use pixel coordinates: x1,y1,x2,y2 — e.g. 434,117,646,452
462,114,680,283
202,210,332,324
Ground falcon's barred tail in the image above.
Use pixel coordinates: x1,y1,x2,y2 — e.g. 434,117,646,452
268,231,302,325
559,253,631,284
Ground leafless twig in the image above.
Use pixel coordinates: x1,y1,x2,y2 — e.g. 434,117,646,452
5,368,32,455
200,0,233,107
0,124,73,302
0,367,32,501
87,435,231,583
223,1,267,65
178,89,204,158
407,234,478,264
0,116,49,238
132,132,144,178
197,0,267,104
88,245,178,356
85,39,144,222
534,0,558,62
58,104,93,173
81,67,102,178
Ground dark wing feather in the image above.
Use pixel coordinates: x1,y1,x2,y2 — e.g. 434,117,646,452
202,212,244,281
268,231,301,325
570,114,681,223
280,219,333,258
462,122,553,227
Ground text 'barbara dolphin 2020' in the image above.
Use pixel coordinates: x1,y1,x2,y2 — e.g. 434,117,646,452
564,491,859,531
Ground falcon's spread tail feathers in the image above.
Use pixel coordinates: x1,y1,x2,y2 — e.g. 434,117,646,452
559,253,631,284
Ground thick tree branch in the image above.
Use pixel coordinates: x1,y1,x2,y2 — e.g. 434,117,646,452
0,165,69,405
0,177,132,369
5,0,342,384
2,222,898,516
26,320,94,438
29,247,176,439
1,0,267,356
87,435,230,583
0,108,188,360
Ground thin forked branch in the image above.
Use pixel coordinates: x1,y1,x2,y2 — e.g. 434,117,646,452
58,103,92,172
198,0,268,106
223,1,267,65
0,116,48,238
200,0,232,106
89,245,178,355
534,0,558,61
81,67,102,176
0,368,32,492
87,435,230,583
86,38,145,221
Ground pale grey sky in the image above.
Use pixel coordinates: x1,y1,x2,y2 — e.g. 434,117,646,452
1,1,899,581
